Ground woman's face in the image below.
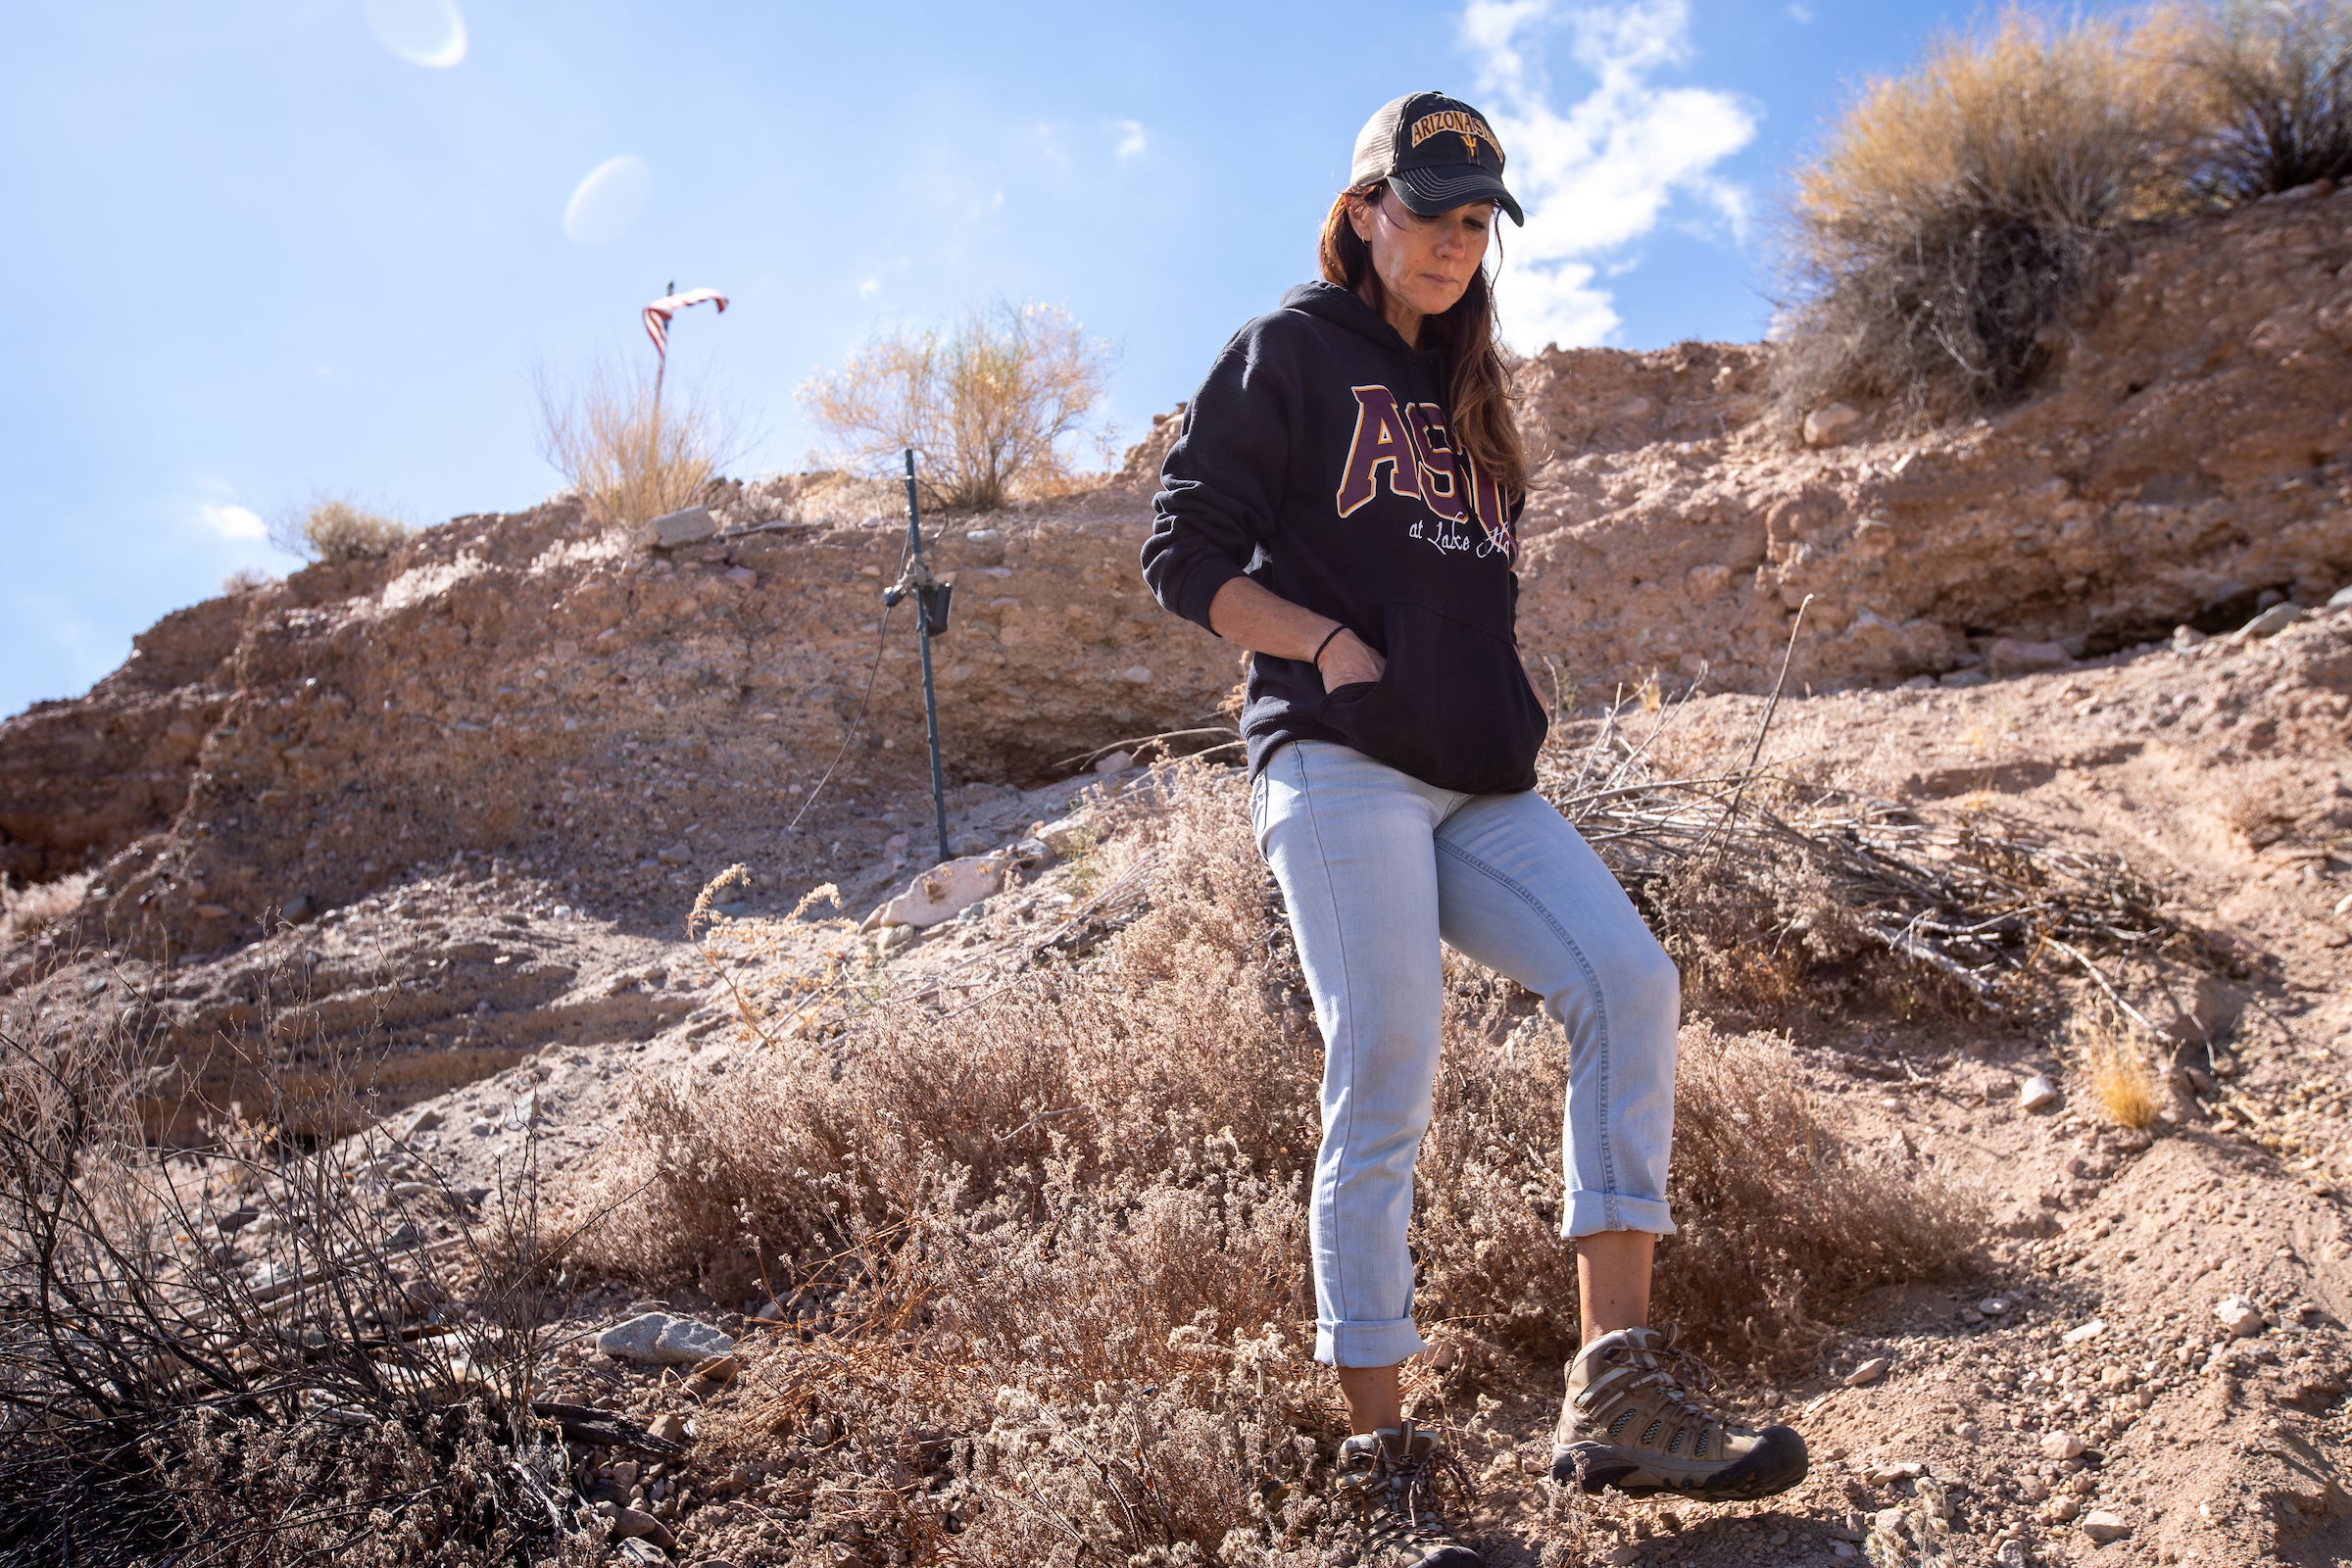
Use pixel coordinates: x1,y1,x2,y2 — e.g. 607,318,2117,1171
1348,187,1494,321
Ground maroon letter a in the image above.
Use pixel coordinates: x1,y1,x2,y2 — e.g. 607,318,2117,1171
1334,386,1424,516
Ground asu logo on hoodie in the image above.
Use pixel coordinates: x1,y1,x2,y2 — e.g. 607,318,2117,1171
1333,385,1515,559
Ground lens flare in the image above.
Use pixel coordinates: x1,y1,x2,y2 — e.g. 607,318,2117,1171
365,0,467,68
564,155,652,246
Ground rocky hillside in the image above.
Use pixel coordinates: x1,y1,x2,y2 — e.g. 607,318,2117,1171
5,187,2348,970
6,187,2352,1568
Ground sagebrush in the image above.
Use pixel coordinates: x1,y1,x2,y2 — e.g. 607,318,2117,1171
1775,11,2190,425
563,760,1982,1561
797,300,1116,512
2167,0,2352,201
536,357,735,535
270,497,412,564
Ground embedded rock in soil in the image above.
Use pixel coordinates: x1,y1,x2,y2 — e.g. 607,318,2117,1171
874,854,1004,929
596,1312,736,1367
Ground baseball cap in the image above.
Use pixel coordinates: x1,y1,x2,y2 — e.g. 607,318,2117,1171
1349,90,1524,226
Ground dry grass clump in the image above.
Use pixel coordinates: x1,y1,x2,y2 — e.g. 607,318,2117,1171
566,760,1980,1559
2166,0,2352,200
536,357,735,535
0,968,594,1566
271,497,412,564
2070,1013,2166,1128
797,300,1116,513
1776,11,2191,424
0,870,89,953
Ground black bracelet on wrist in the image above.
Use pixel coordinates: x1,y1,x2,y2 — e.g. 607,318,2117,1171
1310,624,1347,667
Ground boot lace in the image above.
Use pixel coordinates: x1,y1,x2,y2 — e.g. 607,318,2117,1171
1346,1420,1477,1546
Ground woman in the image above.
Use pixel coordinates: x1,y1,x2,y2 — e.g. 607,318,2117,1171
1141,92,1807,1564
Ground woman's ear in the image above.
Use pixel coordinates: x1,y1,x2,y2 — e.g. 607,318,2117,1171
1348,195,1374,244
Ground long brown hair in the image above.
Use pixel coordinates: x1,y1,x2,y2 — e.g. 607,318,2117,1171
1319,180,1527,502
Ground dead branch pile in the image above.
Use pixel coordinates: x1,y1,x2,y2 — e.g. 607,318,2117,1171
1539,693,2192,1012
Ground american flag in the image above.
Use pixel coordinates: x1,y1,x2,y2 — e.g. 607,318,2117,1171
643,287,729,360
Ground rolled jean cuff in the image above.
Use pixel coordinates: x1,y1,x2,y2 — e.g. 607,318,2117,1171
1315,1316,1429,1369
1562,1190,1676,1239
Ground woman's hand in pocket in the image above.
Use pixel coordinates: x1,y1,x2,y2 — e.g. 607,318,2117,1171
1317,628,1386,693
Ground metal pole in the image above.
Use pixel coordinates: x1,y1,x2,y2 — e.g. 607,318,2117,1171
904,449,951,864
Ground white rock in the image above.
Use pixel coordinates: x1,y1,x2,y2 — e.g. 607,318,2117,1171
1803,402,1864,447
2230,603,2302,641
2020,1075,2062,1113
401,1105,445,1137
2329,584,2352,611
595,1312,736,1367
1978,1296,2012,1316
1868,1459,1926,1485
1092,749,1136,775
1845,1355,1890,1387
2063,1318,2106,1346
1032,812,1095,855
2040,1431,2086,1460
1115,665,1152,684
647,506,717,547
877,855,1005,928
2214,1296,2265,1338
2172,624,2209,651
2080,1509,2130,1543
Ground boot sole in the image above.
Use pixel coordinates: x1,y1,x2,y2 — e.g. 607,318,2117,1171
1550,1424,1809,1501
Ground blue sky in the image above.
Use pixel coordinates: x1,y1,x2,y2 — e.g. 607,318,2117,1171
3,0,2033,717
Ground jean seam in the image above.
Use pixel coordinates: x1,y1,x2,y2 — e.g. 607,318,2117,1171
1435,834,1620,1225
1290,742,1360,1330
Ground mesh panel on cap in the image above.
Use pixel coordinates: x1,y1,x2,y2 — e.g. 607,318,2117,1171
1350,94,1415,187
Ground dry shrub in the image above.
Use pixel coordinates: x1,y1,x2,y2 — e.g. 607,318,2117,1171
0,963,593,1566
1412,974,1980,1374
536,357,735,534
0,870,90,953
569,761,1982,1559
2070,1013,2164,1128
270,497,412,564
2166,0,2352,199
797,301,1116,513
1775,11,2191,423
1651,1024,1983,1362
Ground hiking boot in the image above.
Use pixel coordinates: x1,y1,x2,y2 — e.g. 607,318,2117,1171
1336,1420,1483,1568
1550,1326,1808,1501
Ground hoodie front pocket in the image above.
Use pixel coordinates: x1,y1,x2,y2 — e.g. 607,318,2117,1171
1319,600,1546,794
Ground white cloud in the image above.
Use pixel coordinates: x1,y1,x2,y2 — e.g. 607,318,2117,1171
1786,3,1814,22
1461,0,1757,351
1112,119,1148,160
858,277,881,299
199,503,267,541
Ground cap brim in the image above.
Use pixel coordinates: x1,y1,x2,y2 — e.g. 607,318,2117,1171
1390,168,1523,226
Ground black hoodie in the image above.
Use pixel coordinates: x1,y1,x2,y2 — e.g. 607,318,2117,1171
1141,281,1546,795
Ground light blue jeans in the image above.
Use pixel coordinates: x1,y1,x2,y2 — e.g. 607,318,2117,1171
1249,740,1680,1369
